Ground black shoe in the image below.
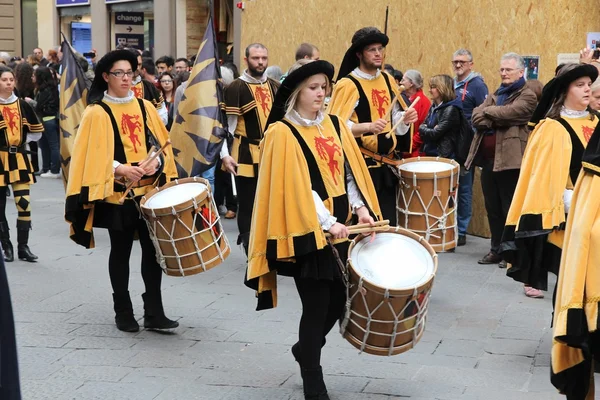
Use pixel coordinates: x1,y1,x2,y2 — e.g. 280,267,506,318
292,343,302,376
113,292,139,332
302,367,329,400
498,260,507,269
0,221,13,262
16,220,37,262
478,251,502,264
457,235,466,246
142,292,179,331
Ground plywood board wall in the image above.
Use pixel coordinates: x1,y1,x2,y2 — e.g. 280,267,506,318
239,0,600,87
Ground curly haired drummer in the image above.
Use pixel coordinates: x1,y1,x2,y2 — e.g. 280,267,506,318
246,60,382,400
65,50,179,333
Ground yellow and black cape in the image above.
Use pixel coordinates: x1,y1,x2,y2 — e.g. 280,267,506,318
65,98,177,249
246,114,381,310
501,116,597,290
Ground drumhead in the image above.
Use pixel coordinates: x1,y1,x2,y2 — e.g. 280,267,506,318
399,160,455,173
350,232,435,289
144,182,208,209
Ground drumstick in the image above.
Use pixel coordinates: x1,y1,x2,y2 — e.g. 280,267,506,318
118,140,172,204
324,224,390,238
350,219,390,230
386,96,421,139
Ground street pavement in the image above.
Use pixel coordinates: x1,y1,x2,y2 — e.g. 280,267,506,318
5,178,596,400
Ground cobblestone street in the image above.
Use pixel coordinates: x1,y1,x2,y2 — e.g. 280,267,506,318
6,178,592,399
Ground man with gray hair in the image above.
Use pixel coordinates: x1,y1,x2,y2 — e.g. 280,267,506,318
465,52,537,266
452,48,488,247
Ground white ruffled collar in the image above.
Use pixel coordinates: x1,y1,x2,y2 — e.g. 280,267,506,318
560,106,589,119
103,90,135,104
352,67,381,81
0,93,18,104
285,109,325,127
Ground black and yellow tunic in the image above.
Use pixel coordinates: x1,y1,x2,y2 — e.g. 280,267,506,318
65,95,177,249
132,78,164,112
500,115,598,290
224,77,279,178
0,96,43,186
328,70,412,165
246,114,382,310
551,122,600,400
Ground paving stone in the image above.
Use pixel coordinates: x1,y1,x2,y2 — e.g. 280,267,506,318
19,363,63,380
49,365,133,382
484,337,539,357
63,336,139,350
493,325,548,341
58,349,139,366
18,334,74,348
413,365,530,390
474,353,533,374
16,321,81,336
460,386,564,400
21,379,84,400
123,349,197,368
362,378,464,398
18,346,73,364
120,367,204,385
434,339,485,358
68,323,144,338
70,381,166,400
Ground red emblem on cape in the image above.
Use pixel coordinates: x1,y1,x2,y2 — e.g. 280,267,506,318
582,125,595,142
371,89,390,118
254,86,272,118
2,107,19,136
315,136,342,185
131,85,143,99
120,113,142,153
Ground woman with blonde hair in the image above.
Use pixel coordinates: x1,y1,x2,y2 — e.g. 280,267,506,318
246,59,381,399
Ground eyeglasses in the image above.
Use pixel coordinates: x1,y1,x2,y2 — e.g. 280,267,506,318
160,80,173,84
452,60,471,66
108,70,134,78
365,46,385,54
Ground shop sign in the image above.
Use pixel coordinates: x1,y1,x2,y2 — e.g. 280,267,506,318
56,0,90,6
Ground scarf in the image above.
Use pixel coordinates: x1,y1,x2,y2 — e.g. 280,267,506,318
496,77,525,106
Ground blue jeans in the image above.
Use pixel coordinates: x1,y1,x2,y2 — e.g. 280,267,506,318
39,118,60,173
201,164,216,189
457,168,473,236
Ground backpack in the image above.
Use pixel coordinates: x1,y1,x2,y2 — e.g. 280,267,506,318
454,110,474,165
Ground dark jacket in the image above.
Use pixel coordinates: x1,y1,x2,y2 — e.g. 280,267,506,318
454,73,488,122
466,85,537,171
419,97,463,159
0,257,21,399
34,86,59,118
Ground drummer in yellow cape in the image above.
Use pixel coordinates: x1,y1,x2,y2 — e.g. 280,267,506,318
65,50,179,333
499,63,599,299
245,59,382,400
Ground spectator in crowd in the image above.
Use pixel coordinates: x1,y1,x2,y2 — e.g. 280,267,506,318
47,48,61,75
452,48,489,247
174,58,190,75
77,56,94,90
26,55,39,69
525,79,544,102
591,77,600,111
32,66,60,178
155,56,174,74
140,57,157,83
400,69,431,156
9,56,23,65
0,52,11,65
383,63,395,75
32,47,48,66
393,69,403,87
419,74,464,159
266,65,283,82
465,52,537,266
280,43,320,82
158,71,179,130
14,62,40,174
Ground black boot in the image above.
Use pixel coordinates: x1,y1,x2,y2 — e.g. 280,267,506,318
142,291,179,331
17,220,37,262
0,221,14,262
302,367,329,400
112,292,139,332
291,338,327,378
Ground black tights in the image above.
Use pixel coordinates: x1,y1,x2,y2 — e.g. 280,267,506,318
294,277,346,369
108,218,162,295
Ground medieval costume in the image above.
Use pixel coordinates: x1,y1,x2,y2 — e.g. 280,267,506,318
245,61,381,400
328,27,412,226
500,65,599,295
65,50,179,333
551,122,600,400
222,68,279,254
0,256,20,400
0,91,43,263
131,74,169,126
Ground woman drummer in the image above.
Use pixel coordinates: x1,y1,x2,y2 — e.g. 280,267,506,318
245,59,382,400
500,63,599,299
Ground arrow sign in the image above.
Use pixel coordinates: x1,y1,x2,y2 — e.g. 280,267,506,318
127,26,133,32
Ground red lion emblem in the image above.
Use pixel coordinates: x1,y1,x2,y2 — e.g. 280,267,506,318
131,85,143,99
2,107,19,136
254,86,272,118
121,113,142,153
315,136,342,185
371,89,390,118
583,125,595,142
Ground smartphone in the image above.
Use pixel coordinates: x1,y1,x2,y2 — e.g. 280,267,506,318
83,51,95,58
593,49,600,59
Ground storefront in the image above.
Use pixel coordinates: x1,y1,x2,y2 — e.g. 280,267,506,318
55,1,92,55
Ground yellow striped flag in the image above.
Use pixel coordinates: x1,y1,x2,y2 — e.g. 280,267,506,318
170,11,228,177
59,39,88,185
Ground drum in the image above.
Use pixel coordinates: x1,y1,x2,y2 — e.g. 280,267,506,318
140,177,230,277
342,227,437,356
396,157,459,252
